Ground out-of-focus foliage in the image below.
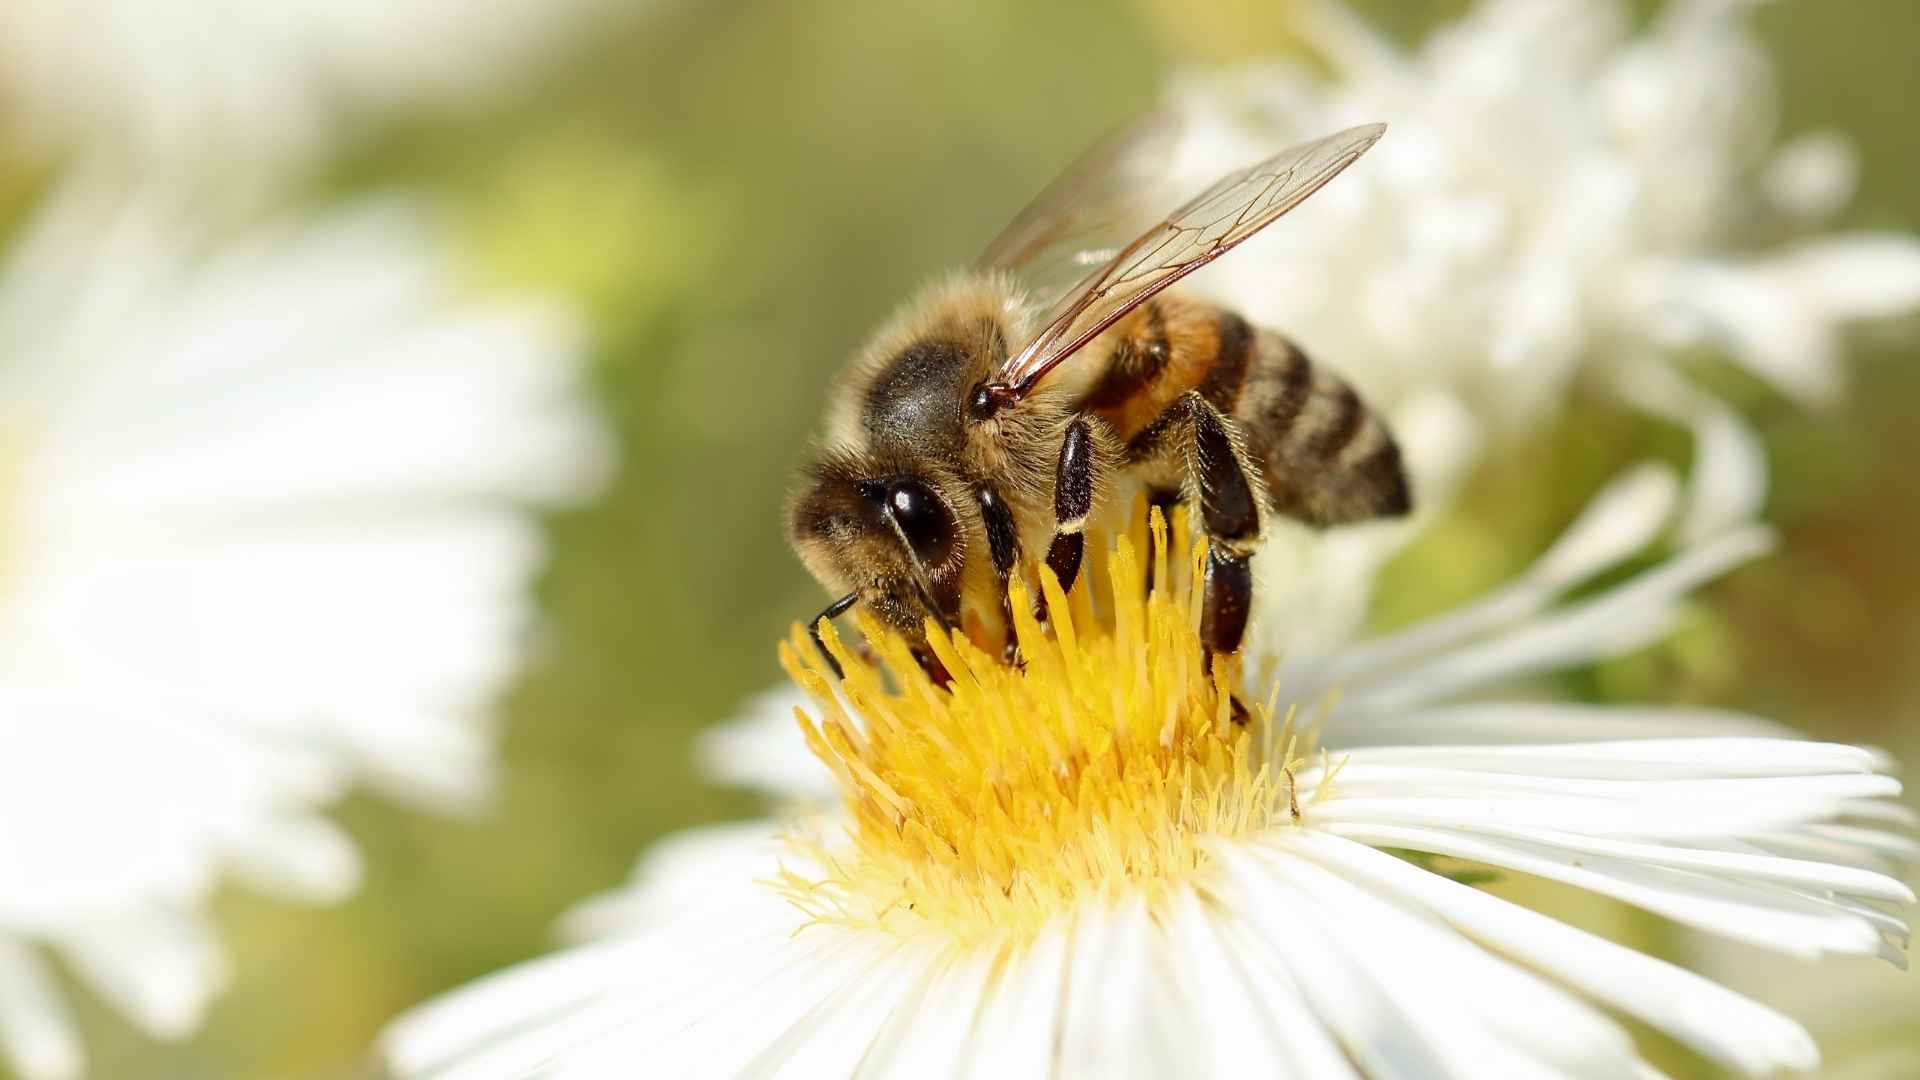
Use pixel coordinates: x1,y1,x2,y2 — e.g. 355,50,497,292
5,0,1913,1076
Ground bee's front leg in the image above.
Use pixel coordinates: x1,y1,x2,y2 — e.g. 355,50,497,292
974,484,1023,662
807,591,860,680
909,642,952,687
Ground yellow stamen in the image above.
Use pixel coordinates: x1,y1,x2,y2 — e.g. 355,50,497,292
776,505,1308,945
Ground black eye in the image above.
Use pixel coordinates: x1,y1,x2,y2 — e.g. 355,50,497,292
886,479,954,567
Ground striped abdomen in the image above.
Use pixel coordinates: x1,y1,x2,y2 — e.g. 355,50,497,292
1082,294,1410,527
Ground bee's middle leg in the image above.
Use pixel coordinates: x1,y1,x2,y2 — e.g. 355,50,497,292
1043,417,1098,597
974,484,1023,661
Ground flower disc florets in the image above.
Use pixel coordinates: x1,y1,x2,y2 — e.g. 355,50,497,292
778,508,1314,944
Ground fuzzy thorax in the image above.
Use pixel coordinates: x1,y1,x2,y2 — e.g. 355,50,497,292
778,507,1313,944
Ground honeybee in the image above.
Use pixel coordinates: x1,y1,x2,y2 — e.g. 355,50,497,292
790,118,1409,678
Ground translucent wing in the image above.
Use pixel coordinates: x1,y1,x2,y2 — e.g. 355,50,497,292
990,122,1385,397
976,111,1190,304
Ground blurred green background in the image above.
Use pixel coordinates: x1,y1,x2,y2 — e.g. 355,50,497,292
26,1,1918,1076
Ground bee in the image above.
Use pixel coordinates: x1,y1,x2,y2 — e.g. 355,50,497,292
789,118,1409,678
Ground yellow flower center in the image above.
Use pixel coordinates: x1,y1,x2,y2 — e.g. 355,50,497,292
778,506,1306,944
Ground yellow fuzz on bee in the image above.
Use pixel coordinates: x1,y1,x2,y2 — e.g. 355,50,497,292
777,504,1308,944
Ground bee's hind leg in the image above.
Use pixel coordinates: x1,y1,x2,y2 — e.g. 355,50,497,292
1174,391,1265,658
1125,394,1260,718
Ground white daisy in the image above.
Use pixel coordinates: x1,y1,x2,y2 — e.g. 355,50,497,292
0,0,626,178
383,472,1909,1078
1167,0,1920,541
0,173,609,1079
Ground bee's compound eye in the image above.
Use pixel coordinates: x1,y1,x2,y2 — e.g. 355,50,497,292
887,479,955,567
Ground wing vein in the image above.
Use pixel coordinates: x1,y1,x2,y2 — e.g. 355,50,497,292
980,121,1385,398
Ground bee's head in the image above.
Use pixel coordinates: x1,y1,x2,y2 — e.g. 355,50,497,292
788,450,965,635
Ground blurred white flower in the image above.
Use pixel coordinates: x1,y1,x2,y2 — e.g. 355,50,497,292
384,471,1910,1078
0,0,624,179
1169,0,1920,540
1683,921,1920,1078
0,174,609,1079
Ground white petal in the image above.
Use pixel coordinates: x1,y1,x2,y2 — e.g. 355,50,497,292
1211,843,1580,1079
1256,521,1413,676
956,928,1070,1080
1327,701,1792,749
852,945,997,1080
1214,846,1465,1079
1344,526,1773,712
1253,837,1639,1077
220,814,363,904
384,902,797,1076
555,921,876,1079
1777,234,1920,318
52,909,226,1039
1760,130,1858,220
1748,831,1909,877
382,937,647,1076
1332,737,1887,777
1836,800,1920,828
1325,463,1678,687
1057,896,1178,1080
1288,832,1819,1075
727,939,934,1080
419,974,676,1080
1311,772,1899,838
1522,463,1683,590
1320,822,1887,957
576,922,887,1078
0,941,83,1080
556,820,791,940
1162,885,1359,1079
1608,361,1768,543
1802,823,1920,864
1455,823,1911,902
696,686,841,804
1652,257,1846,406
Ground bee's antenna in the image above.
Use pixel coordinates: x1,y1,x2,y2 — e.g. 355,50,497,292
907,574,954,636
809,591,860,680
879,517,957,637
